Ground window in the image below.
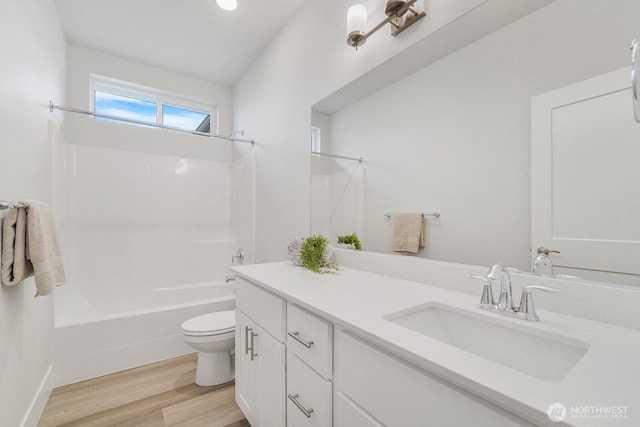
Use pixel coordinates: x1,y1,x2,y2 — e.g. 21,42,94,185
91,75,215,135
94,90,157,126
162,104,210,134
310,126,321,152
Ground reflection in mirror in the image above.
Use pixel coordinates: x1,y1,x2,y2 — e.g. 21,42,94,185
311,0,640,287
310,154,363,243
310,113,364,244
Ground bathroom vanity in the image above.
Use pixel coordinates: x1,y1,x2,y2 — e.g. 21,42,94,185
231,254,640,426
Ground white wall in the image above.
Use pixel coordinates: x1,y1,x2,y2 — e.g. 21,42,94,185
234,0,640,268
0,1,66,426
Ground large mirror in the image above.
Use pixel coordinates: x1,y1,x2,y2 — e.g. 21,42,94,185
311,0,640,286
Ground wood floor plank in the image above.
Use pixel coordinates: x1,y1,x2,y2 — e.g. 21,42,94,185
40,354,199,425
162,382,244,426
38,353,248,427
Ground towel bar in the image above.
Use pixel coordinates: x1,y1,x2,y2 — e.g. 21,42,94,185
384,211,440,218
0,200,27,210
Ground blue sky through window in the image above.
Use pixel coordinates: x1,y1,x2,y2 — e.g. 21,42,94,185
95,91,156,124
163,105,210,132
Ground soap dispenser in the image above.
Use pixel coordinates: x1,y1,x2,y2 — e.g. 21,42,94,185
532,247,560,275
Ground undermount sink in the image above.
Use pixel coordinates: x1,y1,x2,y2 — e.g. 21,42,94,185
384,303,589,382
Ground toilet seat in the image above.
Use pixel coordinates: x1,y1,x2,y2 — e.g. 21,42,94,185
181,311,235,337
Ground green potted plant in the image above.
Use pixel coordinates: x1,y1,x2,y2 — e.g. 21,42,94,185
295,235,338,274
337,233,362,250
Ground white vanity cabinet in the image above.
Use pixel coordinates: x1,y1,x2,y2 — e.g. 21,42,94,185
235,279,286,427
333,330,534,427
235,275,534,427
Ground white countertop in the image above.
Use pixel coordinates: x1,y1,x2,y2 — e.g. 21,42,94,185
231,261,640,426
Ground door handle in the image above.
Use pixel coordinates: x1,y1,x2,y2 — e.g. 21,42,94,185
537,247,560,255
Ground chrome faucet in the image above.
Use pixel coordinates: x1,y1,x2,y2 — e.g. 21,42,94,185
466,264,559,322
486,263,517,312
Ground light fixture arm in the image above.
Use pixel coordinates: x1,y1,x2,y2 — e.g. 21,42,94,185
347,0,426,49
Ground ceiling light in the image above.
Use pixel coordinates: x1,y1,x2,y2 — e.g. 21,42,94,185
347,0,426,49
217,0,237,11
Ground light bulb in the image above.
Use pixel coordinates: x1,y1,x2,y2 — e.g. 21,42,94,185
347,4,367,35
217,0,237,11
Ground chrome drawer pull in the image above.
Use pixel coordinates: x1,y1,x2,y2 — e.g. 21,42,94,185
244,326,252,355
288,331,314,348
288,393,314,418
250,331,258,361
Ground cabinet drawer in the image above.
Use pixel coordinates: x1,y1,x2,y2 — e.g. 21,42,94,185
287,351,332,427
287,304,333,379
236,278,286,342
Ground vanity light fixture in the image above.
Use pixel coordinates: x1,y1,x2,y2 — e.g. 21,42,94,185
347,0,426,49
216,0,237,11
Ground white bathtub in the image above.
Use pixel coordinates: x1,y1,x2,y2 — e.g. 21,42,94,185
52,283,235,387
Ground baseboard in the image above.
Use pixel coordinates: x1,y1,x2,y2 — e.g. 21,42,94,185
20,365,54,427
54,333,192,387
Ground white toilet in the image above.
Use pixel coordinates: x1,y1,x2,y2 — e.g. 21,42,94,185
181,310,235,386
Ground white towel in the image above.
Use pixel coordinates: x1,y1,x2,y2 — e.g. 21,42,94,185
392,213,426,254
1,200,66,296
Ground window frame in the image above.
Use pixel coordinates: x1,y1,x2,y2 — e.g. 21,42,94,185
310,126,322,152
90,74,217,135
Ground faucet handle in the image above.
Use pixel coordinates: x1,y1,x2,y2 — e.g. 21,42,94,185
522,285,560,294
518,285,560,321
465,275,496,309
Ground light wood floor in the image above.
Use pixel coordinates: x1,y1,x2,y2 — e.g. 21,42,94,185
39,353,249,427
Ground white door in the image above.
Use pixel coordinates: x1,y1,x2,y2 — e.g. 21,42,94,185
532,67,640,285
236,310,257,424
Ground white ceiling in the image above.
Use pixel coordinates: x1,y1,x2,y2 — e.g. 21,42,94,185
54,0,308,86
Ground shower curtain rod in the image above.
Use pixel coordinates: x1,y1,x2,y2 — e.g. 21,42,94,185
48,101,256,145
311,151,363,163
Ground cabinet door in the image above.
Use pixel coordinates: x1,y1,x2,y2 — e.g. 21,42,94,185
236,310,257,425
334,330,534,427
254,322,286,427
